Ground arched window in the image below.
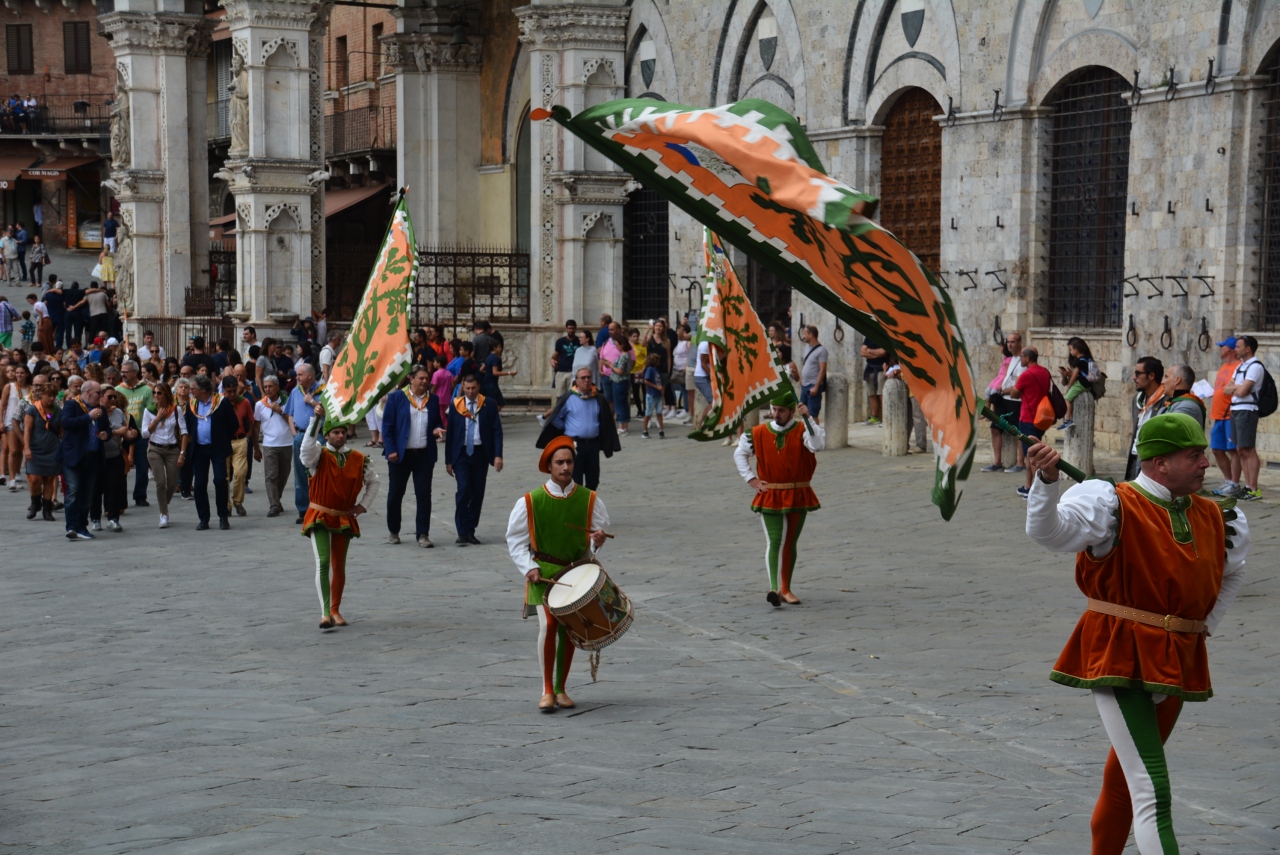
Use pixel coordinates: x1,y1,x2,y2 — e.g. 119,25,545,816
514,109,531,252
623,185,669,321
1260,54,1280,329
880,88,942,273
1046,66,1131,328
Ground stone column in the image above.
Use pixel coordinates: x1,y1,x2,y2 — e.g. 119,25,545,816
98,7,214,321
824,373,848,449
882,376,909,456
1062,391,1096,478
219,0,333,337
516,4,629,326
385,2,483,247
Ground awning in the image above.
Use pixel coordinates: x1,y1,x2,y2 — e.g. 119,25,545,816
0,154,38,189
325,181,391,218
22,155,101,179
210,212,236,227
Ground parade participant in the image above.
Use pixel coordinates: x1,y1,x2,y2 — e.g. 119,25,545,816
182,375,238,531
61,379,107,540
445,374,503,545
381,364,444,546
1024,413,1249,855
300,402,380,629
505,435,609,711
733,387,825,606
536,366,619,490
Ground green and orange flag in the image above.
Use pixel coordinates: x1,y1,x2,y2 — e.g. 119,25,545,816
691,228,789,441
531,99,977,519
320,191,417,428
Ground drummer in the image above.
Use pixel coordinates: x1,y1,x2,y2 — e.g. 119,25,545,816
505,435,610,712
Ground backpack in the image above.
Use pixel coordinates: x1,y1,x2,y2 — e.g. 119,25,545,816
1258,364,1278,418
1082,358,1107,399
1032,371,1064,431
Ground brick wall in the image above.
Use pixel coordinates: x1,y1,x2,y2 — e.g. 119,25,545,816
0,2,116,107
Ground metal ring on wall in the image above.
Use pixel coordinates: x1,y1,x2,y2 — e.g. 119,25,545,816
1160,316,1173,350
1126,314,1138,347
1198,318,1211,352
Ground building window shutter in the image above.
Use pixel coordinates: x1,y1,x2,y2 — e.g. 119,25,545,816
64,21,91,75
7,24,33,75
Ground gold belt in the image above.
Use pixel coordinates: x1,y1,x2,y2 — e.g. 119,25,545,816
308,502,348,516
765,481,811,490
1086,598,1206,634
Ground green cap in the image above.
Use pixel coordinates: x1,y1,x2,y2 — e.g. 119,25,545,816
1136,412,1208,461
770,387,799,410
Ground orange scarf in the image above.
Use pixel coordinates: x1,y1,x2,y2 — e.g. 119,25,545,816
454,394,486,419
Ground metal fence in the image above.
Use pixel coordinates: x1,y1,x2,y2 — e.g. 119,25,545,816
413,245,531,327
326,240,381,323
324,106,396,157
1261,60,1280,331
1,95,111,138
1045,66,1132,329
129,317,236,361
623,186,670,322
187,241,237,318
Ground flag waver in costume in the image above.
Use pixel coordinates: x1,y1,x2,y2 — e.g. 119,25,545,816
690,228,789,441
532,99,976,518
321,191,418,428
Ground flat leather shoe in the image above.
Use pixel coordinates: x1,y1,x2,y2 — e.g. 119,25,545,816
538,693,556,712
766,591,781,607
781,592,802,605
417,535,434,548
554,693,575,709
455,536,469,546
196,521,210,531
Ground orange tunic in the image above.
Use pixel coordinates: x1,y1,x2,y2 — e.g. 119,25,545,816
301,446,368,538
750,422,820,514
1051,483,1226,701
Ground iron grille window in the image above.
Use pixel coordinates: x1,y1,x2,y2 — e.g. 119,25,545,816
6,25,33,75
746,256,792,328
413,246,531,326
1046,66,1131,328
64,22,91,75
1260,59,1280,330
623,186,669,321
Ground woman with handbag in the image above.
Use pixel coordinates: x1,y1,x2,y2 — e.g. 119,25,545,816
1003,346,1054,499
27,235,47,286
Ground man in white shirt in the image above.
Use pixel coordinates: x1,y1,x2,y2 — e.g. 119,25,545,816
381,365,444,546
693,336,713,426
137,330,166,362
319,331,342,383
506,435,610,712
1221,334,1266,500
239,326,259,360
253,376,293,516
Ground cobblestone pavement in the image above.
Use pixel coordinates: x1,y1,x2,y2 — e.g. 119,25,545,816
0,417,1275,854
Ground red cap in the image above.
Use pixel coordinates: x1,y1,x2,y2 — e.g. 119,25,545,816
538,435,577,474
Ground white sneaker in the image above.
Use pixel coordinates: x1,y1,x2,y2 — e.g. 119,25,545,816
536,414,546,428
158,514,169,529
90,519,102,531
7,482,16,492
106,519,122,532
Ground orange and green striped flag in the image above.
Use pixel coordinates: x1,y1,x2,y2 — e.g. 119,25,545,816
531,99,977,519
691,228,789,441
320,191,417,428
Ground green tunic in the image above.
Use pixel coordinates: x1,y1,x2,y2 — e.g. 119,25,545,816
523,483,595,612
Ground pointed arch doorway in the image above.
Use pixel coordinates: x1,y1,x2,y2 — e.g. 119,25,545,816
879,88,942,273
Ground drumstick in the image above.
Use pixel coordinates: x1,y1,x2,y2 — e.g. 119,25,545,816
564,524,615,538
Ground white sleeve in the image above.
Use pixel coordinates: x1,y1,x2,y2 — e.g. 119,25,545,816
802,418,826,453
1026,476,1120,556
590,496,611,555
734,430,756,482
299,415,323,470
359,457,381,509
1206,506,1250,635
141,410,156,439
506,496,536,575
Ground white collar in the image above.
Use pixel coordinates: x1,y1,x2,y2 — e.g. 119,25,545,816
769,418,797,432
325,442,347,454
544,479,576,498
1134,471,1172,501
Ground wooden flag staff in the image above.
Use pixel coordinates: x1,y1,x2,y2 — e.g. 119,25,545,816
979,401,1089,484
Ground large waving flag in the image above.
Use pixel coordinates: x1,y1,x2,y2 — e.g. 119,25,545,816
321,190,417,427
691,228,789,441
531,99,976,519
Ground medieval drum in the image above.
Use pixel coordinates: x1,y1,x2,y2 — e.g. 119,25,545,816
546,561,634,651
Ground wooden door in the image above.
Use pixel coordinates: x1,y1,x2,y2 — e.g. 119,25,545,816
879,88,942,274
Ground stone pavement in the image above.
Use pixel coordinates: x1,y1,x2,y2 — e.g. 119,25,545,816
0,417,1275,854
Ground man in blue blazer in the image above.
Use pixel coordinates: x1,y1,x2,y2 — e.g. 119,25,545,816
382,364,444,547
445,374,503,545
61,380,109,540
182,375,239,530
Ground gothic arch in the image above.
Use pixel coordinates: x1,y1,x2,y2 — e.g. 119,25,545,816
866,64,949,127
1245,1,1280,74
845,1,960,125
712,0,808,121
502,41,530,162
1032,29,1137,105
1007,0,1143,107
625,0,679,102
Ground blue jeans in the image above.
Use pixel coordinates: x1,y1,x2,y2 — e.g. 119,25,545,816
609,378,630,425
63,453,100,533
292,432,310,517
801,384,823,418
132,436,150,502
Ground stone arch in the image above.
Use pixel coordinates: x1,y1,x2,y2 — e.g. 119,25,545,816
713,0,807,122
1032,29,1137,105
846,0,960,125
266,207,300,315
1006,0,1142,107
502,41,530,163
1245,2,1280,74
264,41,302,160
625,0,680,102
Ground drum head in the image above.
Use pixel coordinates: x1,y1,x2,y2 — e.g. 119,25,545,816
546,563,603,609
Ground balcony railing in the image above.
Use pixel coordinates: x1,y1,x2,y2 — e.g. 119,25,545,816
0,95,111,138
324,106,396,158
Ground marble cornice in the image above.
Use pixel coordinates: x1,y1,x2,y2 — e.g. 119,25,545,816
221,0,333,33
97,12,215,58
382,34,482,74
515,4,628,50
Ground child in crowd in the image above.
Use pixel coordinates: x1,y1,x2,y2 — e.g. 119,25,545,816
481,341,515,409
1055,336,1094,431
672,323,691,416
18,311,34,350
641,352,665,439
430,351,453,424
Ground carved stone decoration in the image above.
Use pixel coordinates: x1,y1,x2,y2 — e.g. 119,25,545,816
515,6,629,50
264,202,301,227
539,51,557,322
259,36,301,65
383,35,482,74
582,58,616,84
582,211,615,237
113,217,134,316
109,70,130,168
236,201,252,228
227,47,250,157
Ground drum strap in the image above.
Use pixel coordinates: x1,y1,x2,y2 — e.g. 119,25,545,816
532,549,574,567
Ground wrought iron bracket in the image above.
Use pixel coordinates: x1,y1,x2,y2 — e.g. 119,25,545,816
956,269,980,291
1166,275,1188,298
946,96,957,127
1122,275,1140,298
992,89,1005,122
1205,58,1216,96
932,270,952,289
985,268,1008,291
1131,201,1139,217
1139,276,1165,299
1193,275,1215,298
1165,66,1177,101
1132,69,1143,106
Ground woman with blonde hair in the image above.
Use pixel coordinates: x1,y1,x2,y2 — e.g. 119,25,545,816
1,363,32,491
97,247,116,288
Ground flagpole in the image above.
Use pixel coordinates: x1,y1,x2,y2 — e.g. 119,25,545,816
979,401,1088,483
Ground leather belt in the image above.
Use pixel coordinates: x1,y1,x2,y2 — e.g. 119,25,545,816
308,502,348,516
764,481,811,490
1086,598,1206,634
150,442,178,449
532,550,573,567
